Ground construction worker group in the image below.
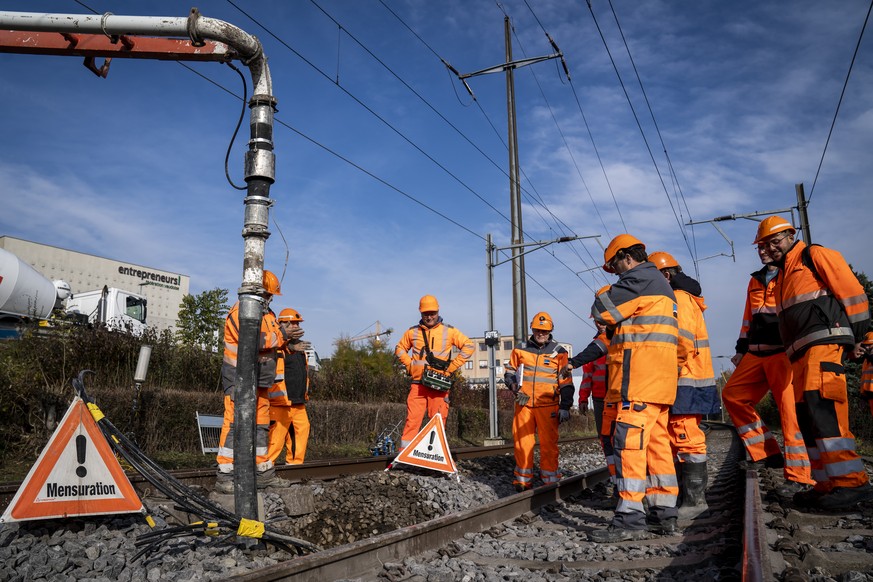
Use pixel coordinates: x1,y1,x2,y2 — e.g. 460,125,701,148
214,216,871,542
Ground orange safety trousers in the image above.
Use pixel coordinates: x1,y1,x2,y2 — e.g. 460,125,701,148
600,402,618,479
667,414,707,463
722,353,812,484
512,403,561,488
794,344,868,491
612,402,678,528
267,404,310,464
217,390,271,471
400,383,449,447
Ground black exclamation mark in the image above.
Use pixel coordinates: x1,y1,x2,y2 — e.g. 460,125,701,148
76,435,87,478
427,430,436,451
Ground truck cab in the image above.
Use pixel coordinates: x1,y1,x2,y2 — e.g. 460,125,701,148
65,286,147,334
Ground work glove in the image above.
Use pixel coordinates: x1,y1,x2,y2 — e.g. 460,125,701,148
515,391,530,406
558,409,570,424
290,340,312,352
559,364,573,379
578,401,589,415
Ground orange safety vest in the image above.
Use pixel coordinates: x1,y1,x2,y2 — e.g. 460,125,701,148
507,338,574,408
592,262,682,405
578,355,607,402
394,319,474,382
774,241,870,360
737,266,784,355
673,289,719,415
221,302,283,393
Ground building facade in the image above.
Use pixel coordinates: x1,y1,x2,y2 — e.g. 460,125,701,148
0,236,189,333
458,333,573,387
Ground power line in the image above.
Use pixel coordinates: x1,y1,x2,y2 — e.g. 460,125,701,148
807,0,873,205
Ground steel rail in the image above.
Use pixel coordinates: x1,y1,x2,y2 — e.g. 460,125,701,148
230,466,611,582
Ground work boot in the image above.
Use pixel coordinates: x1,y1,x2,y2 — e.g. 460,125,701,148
589,525,652,543
256,467,291,489
214,473,234,495
816,483,873,511
793,487,827,508
677,461,708,519
774,480,809,501
647,516,678,536
514,483,532,493
740,454,784,471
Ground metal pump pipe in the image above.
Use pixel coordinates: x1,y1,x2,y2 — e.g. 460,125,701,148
0,9,277,521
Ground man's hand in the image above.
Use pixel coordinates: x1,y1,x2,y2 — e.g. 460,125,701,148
578,401,589,415
560,364,573,379
291,340,312,352
287,328,305,341
730,353,743,367
558,409,570,424
515,391,530,406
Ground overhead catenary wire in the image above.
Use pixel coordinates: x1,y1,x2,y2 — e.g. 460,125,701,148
807,0,873,205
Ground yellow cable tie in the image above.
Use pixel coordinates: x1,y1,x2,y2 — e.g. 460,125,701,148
86,402,105,422
237,518,265,539
204,522,220,537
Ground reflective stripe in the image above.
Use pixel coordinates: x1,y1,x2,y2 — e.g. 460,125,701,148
748,343,784,351
677,452,706,463
619,477,647,493
780,288,831,310
616,499,645,513
679,329,695,341
613,331,678,345
785,458,811,468
695,339,710,349
597,292,623,323
787,327,854,358
646,493,678,508
848,311,869,323
818,436,857,454
677,377,716,388
627,315,679,327
826,457,865,478
784,444,808,456
751,305,778,315
842,293,868,307
646,472,679,489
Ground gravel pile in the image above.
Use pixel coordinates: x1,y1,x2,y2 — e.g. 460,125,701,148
0,441,606,581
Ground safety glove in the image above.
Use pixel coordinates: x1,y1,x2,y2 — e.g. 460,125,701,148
515,391,530,406
558,409,570,424
578,400,589,415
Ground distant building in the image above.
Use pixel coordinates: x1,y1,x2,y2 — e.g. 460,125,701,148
0,236,189,333
458,333,573,388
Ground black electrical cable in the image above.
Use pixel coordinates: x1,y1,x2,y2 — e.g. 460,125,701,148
223,62,249,191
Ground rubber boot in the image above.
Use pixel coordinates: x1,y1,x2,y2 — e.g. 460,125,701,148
677,461,708,519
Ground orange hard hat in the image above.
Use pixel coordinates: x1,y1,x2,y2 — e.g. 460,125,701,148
278,308,303,322
862,331,873,346
419,294,439,312
530,311,554,332
754,216,796,244
603,234,645,273
648,251,679,270
263,270,282,296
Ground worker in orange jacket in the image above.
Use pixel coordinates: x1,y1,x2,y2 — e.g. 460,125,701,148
215,270,289,493
503,312,575,491
267,308,311,465
648,251,720,519
760,216,872,510
722,244,813,499
858,332,873,416
588,235,684,543
394,295,474,448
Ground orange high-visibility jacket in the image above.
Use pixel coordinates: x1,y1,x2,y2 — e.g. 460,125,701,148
861,357,873,401
673,288,719,415
221,302,283,395
268,344,310,406
506,337,575,408
394,319,474,382
577,355,607,403
774,241,870,361
592,262,682,405
736,266,784,355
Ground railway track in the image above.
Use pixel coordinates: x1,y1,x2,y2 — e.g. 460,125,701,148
233,423,750,581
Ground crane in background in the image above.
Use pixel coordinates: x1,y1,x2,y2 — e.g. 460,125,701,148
348,321,393,345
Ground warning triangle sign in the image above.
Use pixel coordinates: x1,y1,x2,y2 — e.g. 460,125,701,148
390,413,457,474
1,397,143,523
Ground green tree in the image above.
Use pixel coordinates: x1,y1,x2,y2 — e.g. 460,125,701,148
315,336,408,402
175,288,230,352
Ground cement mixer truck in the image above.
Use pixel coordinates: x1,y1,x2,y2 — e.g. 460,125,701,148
0,248,147,336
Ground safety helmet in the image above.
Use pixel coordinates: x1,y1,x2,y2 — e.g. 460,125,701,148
754,216,796,244
596,285,611,296
603,234,645,273
278,308,303,323
530,311,554,332
263,270,282,296
419,294,440,313
862,331,873,346
648,251,679,270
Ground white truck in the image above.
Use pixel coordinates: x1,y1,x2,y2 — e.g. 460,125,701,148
0,248,148,336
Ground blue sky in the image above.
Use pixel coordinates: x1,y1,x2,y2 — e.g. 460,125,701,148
1,1,871,378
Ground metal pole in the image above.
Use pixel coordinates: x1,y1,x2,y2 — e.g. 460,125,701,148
795,183,812,244
486,235,499,441
504,16,527,345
